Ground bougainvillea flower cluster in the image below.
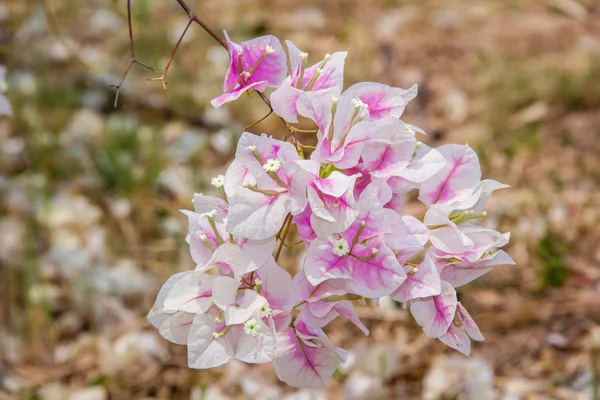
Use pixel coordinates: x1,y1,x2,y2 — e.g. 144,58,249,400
148,32,514,388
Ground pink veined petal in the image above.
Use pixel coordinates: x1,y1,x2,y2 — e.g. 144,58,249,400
273,327,344,388
329,301,369,335
359,179,393,208
304,239,352,285
222,30,243,91
293,205,317,245
211,276,240,310
235,316,275,364
439,324,471,356
296,87,341,135
439,250,515,288
272,311,293,332
391,253,441,303
362,117,417,179
240,35,287,88
236,236,276,271
344,82,418,120
314,170,356,198
297,300,369,335
312,120,372,169
346,244,407,298
181,210,220,266
198,243,251,279
419,144,482,206
456,302,484,341
308,181,360,239
224,159,256,200
226,188,290,240
192,194,228,221
292,269,349,306
425,206,475,254
270,78,303,123
285,40,304,83
306,301,337,319
159,311,195,345
223,290,267,326
211,80,269,108
410,281,458,339
453,179,510,214
397,144,447,184
147,271,191,329
302,51,347,91
163,271,214,314
256,257,296,312
433,225,509,263
188,313,234,369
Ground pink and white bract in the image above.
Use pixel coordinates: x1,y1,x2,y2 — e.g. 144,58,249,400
148,31,514,388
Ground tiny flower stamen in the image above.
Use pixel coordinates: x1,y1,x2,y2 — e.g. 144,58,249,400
211,175,225,188
265,45,275,54
351,98,368,110
200,209,218,219
260,303,271,318
332,238,350,257
243,318,260,337
263,159,281,172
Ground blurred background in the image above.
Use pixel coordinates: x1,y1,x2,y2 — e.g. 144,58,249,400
1,0,600,399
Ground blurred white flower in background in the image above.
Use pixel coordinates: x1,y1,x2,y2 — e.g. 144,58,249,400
423,356,495,400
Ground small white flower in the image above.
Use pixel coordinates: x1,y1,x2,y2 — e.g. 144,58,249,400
263,159,281,172
405,124,416,134
332,238,350,256
211,175,225,188
243,318,260,337
199,234,208,241
247,145,257,152
260,304,272,318
351,98,368,109
222,216,228,225
332,96,339,105
265,45,275,54
300,52,308,61
200,209,218,219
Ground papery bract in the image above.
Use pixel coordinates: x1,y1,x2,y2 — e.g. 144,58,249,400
212,32,287,107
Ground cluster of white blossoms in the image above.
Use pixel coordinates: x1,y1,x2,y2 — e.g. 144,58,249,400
148,31,514,388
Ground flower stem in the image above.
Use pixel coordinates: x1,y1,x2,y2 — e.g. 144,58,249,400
274,214,293,262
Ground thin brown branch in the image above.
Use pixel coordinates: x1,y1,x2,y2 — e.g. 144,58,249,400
147,19,193,90
174,0,227,49
111,0,159,107
244,108,273,130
